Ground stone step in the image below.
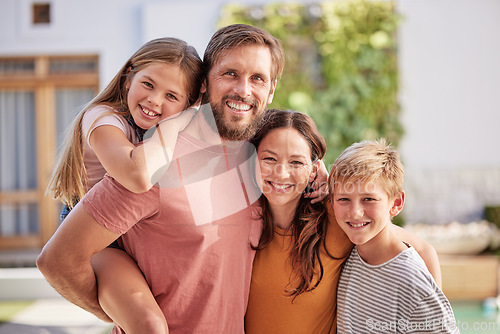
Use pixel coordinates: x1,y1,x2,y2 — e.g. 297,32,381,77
0,267,60,300
0,249,60,300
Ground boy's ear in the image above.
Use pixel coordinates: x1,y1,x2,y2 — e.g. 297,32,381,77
390,191,405,217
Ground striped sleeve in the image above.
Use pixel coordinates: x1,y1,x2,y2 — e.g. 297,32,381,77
337,246,459,333
405,292,459,333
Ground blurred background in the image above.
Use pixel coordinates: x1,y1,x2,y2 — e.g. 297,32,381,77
0,0,500,332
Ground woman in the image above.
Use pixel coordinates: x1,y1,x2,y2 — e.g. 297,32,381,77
245,109,441,333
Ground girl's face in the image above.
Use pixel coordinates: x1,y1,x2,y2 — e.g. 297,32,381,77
126,62,188,130
257,127,317,211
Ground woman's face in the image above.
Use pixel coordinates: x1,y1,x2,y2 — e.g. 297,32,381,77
257,127,317,210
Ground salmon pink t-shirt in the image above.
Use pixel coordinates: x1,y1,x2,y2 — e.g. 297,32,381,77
82,132,262,333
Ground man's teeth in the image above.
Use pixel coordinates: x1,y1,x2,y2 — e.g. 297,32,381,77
349,222,369,228
141,106,158,117
227,101,251,111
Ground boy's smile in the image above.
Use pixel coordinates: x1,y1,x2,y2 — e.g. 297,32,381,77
333,180,403,246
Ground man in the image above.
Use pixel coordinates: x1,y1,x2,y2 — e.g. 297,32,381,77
37,24,284,333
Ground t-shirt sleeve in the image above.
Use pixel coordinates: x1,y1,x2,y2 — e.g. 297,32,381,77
82,106,134,147
405,292,459,333
82,174,160,234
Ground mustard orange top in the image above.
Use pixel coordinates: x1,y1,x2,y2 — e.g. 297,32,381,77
245,205,353,334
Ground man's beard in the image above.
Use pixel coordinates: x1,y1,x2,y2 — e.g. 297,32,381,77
202,92,266,141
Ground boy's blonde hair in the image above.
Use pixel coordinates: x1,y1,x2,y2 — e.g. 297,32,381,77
329,138,404,200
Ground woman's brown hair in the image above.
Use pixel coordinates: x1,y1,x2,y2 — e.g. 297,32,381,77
250,109,339,299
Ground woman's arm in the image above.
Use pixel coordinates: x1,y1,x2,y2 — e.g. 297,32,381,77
391,224,442,287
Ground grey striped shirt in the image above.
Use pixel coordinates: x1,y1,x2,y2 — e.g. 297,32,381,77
337,246,459,333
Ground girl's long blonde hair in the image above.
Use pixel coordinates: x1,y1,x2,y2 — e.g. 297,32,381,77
48,37,203,208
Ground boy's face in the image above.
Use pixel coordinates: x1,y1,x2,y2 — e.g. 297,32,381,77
332,179,404,246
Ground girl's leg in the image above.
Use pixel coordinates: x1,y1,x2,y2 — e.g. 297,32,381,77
91,248,168,334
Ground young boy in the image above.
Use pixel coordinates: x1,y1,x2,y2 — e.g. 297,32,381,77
330,139,459,333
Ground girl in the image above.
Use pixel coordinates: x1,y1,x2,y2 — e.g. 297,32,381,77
48,37,203,333
244,109,441,333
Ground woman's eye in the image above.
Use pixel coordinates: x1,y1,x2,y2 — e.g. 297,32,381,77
143,81,153,88
262,157,276,162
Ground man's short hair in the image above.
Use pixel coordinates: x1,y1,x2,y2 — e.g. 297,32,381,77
203,24,285,82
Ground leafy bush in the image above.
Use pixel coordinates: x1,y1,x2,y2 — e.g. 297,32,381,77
218,0,402,166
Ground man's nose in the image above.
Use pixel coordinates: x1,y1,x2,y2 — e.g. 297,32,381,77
234,78,251,98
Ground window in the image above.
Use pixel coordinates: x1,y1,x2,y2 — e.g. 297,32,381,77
33,3,51,24
0,55,98,250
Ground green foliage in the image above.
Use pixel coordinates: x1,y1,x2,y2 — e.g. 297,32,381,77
485,205,500,228
218,0,403,166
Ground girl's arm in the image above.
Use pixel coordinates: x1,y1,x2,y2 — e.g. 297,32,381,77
90,109,195,193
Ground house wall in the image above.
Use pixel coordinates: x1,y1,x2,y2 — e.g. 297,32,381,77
1,0,499,225
397,0,500,223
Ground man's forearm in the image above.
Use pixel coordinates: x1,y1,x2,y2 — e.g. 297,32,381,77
37,251,112,322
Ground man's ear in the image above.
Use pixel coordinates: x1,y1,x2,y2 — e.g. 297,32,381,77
390,191,405,217
200,79,207,94
267,79,277,105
